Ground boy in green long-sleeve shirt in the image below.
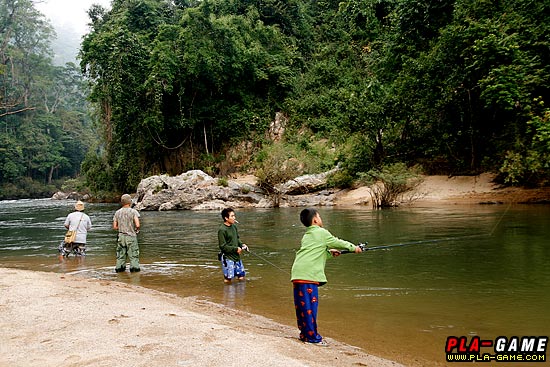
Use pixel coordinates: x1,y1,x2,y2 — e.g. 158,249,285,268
218,208,249,284
291,208,363,346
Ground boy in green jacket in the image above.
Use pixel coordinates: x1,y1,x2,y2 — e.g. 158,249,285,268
291,208,363,346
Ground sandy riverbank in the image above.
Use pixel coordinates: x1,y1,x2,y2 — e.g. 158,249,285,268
0,267,405,367
334,173,550,206
232,172,550,206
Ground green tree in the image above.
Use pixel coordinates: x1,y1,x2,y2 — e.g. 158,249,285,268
1,0,95,198
0,0,54,115
78,0,550,194
378,0,550,175
81,0,300,192
81,0,171,191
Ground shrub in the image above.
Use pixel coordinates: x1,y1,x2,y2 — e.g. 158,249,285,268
255,142,303,206
359,163,423,208
61,177,89,193
254,137,341,205
218,177,229,187
81,153,115,193
0,178,59,200
326,170,354,188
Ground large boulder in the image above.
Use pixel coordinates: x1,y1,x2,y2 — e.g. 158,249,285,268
135,170,264,211
277,166,340,195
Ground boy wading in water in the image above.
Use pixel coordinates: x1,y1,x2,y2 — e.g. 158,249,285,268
291,208,363,346
218,208,249,284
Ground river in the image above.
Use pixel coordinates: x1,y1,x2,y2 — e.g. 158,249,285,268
0,199,549,366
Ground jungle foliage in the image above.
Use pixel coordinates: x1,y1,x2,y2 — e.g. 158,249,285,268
2,0,550,198
79,0,550,192
0,0,94,199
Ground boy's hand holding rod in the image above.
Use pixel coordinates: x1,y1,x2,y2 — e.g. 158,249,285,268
332,242,368,256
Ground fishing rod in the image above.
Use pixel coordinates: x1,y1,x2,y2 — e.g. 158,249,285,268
338,242,368,254
339,233,490,254
342,203,513,253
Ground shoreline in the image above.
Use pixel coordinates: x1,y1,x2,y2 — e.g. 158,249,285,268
41,173,550,208
334,173,550,207
0,267,405,367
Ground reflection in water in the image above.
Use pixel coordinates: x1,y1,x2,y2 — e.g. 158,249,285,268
223,281,246,307
1,200,550,366
120,270,142,286
55,255,83,274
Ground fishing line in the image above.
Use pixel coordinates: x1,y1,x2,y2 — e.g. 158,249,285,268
488,201,512,236
340,203,513,253
245,248,289,274
243,202,513,271
362,200,514,252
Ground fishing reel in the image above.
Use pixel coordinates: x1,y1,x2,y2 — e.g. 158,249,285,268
356,242,368,251
338,242,368,254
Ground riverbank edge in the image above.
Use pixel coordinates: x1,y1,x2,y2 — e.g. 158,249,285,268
46,172,550,208
334,173,550,207
0,267,406,367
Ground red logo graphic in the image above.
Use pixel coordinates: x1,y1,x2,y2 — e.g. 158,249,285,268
445,336,547,363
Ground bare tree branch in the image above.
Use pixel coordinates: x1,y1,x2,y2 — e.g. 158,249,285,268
0,106,36,117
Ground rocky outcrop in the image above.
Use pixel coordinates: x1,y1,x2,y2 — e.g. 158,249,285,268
267,112,287,141
133,168,342,211
134,170,263,211
51,191,91,201
276,167,340,195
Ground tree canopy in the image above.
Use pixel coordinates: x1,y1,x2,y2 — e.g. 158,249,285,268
79,0,549,192
2,0,549,198
0,0,93,199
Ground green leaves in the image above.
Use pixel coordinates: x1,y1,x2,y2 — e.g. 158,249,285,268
80,0,302,191
0,0,94,195
75,0,550,192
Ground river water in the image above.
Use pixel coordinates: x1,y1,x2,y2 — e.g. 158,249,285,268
1,199,549,366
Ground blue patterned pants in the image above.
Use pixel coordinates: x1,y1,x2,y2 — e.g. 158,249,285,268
293,282,323,343
220,255,246,280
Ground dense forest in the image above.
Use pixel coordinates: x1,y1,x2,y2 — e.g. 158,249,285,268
1,0,549,199
0,0,94,198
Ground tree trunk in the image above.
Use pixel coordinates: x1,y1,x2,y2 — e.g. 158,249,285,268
48,165,56,184
203,124,209,155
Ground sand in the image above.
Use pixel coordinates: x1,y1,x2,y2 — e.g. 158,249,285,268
335,173,550,206
0,268,404,367
232,172,550,206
